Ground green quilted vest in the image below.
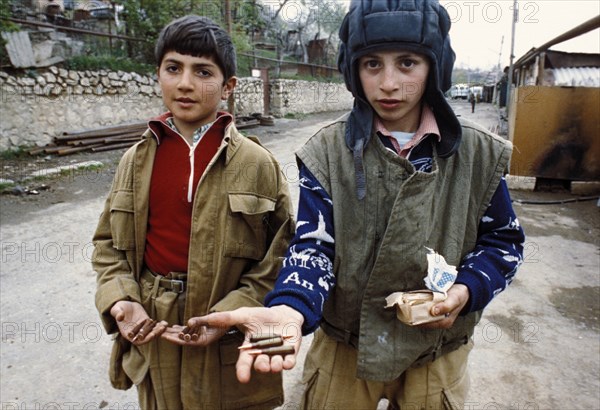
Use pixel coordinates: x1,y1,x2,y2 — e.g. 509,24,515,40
297,116,512,381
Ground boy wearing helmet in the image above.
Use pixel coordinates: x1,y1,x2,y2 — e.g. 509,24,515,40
196,1,525,408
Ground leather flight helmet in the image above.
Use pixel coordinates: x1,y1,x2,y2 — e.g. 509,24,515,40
337,0,461,199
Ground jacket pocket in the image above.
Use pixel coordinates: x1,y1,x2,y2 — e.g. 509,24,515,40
224,192,276,260
219,334,284,408
122,343,150,386
110,190,135,250
109,333,133,390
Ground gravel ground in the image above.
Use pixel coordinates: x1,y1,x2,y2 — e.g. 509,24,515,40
1,102,598,410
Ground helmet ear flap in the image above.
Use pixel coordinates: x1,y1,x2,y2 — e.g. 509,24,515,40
439,36,456,92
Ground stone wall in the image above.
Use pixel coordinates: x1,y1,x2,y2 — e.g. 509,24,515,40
270,79,353,117
0,67,163,151
0,67,352,151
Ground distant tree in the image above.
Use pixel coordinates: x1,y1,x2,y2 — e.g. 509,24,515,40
116,1,346,72
256,0,345,69
0,0,19,32
308,0,346,66
119,0,255,64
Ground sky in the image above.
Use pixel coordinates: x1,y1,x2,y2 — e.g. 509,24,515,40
439,0,600,70
276,0,599,70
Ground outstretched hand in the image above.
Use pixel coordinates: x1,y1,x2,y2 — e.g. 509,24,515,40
418,284,470,329
110,300,168,345
161,319,229,347
195,305,305,383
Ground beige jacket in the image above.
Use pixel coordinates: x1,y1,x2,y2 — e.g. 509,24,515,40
93,121,294,409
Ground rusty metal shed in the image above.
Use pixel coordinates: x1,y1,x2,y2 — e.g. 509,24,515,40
508,16,600,182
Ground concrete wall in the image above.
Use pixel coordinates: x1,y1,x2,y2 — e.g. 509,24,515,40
0,67,353,151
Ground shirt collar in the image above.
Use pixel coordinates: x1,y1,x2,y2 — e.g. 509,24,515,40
148,112,233,145
165,117,213,145
375,105,441,157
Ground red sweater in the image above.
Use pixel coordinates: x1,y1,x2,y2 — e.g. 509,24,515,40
143,112,231,275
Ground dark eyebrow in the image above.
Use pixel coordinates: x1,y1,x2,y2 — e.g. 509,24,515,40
162,58,217,70
163,58,183,65
192,63,217,70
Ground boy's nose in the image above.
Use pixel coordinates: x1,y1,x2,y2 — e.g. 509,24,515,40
177,70,194,90
380,67,400,92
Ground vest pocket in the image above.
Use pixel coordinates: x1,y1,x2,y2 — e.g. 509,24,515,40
109,190,135,250
224,192,276,260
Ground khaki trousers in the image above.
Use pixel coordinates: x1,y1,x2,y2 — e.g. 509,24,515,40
135,269,186,410
300,329,473,410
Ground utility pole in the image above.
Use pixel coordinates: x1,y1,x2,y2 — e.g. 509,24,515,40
493,35,504,105
496,35,504,84
506,0,518,113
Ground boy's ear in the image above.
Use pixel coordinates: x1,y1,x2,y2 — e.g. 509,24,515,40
221,76,237,100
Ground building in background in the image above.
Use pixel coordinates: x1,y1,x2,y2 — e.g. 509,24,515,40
508,16,600,185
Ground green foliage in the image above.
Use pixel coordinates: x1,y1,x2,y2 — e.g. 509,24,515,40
118,0,269,72
284,112,307,120
64,54,154,74
0,0,19,32
234,0,266,35
0,0,18,65
0,145,28,160
120,0,226,63
0,181,16,191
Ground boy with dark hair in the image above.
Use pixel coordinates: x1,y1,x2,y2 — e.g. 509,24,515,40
197,1,525,409
92,15,293,409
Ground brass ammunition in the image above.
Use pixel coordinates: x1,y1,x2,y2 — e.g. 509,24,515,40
179,325,203,342
132,318,156,342
246,345,295,356
127,319,147,339
239,336,284,350
178,326,190,340
249,334,293,343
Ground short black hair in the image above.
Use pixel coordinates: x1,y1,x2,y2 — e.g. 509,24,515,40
155,15,236,82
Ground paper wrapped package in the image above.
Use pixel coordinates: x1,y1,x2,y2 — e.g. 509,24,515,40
385,248,458,326
385,290,447,325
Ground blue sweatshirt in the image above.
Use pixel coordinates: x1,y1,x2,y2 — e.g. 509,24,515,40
266,137,525,335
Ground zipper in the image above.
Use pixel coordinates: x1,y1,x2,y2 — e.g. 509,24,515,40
168,129,195,204
187,146,194,203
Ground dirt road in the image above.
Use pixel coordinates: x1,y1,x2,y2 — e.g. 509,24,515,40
1,101,598,409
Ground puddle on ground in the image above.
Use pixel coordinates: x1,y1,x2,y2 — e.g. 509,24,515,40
550,286,600,332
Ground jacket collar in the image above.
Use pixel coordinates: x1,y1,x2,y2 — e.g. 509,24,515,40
146,112,234,145
140,111,244,167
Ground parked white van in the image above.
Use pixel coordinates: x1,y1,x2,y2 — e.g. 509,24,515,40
449,83,469,99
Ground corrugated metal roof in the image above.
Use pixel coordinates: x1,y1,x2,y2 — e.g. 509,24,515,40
550,67,600,87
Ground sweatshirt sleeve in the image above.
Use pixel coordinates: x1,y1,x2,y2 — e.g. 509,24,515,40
455,177,525,312
265,162,336,335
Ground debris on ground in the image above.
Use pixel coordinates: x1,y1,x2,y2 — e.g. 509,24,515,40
27,114,276,156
